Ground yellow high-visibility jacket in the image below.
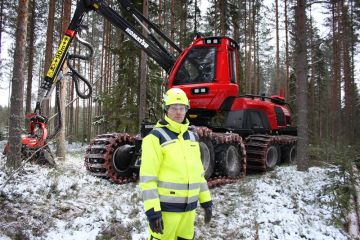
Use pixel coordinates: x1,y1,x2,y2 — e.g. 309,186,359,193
140,115,212,220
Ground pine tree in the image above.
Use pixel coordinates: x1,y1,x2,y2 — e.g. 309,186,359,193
139,0,149,127
55,0,71,159
42,0,56,116
294,0,309,171
6,0,29,169
25,0,36,117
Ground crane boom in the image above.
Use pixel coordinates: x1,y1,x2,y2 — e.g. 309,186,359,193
36,0,181,110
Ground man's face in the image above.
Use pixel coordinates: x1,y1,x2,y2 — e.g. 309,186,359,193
167,104,187,123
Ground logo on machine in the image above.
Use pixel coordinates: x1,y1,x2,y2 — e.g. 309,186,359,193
125,28,149,49
47,35,71,79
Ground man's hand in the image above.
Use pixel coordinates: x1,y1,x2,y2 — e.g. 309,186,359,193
204,207,212,224
149,216,164,234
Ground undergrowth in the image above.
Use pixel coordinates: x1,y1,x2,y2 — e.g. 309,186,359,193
309,143,360,232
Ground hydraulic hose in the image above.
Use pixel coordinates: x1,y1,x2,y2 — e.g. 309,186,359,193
66,34,94,99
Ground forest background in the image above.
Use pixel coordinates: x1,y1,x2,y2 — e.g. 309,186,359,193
0,0,359,170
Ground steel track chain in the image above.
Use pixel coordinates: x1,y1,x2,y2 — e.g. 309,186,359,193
85,128,249,188
84,132,137,184
245,134,298,171
192,126,247,188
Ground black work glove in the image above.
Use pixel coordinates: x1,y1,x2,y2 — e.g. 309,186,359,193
204,207,212,224
149,216,164,234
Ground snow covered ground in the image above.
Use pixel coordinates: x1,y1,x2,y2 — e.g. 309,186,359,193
0,142,355,240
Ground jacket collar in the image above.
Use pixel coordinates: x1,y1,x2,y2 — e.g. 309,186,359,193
156,115,189,134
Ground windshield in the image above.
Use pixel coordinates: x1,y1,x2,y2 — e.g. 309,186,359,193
173,47,216,85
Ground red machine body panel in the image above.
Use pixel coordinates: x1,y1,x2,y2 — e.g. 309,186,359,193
231,97,292,130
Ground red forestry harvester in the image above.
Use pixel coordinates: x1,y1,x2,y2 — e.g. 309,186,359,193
5,0,297,185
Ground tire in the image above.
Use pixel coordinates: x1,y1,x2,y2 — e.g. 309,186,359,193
199,138,215,179
281,144,297,164
265,144,279,170
217,144,242,177
112,144,135,177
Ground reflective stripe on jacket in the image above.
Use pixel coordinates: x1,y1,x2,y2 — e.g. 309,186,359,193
139,115,212,218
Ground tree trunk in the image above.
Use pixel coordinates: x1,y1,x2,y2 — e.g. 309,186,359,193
284,0,289,99
7,0,29,170
158,0,162,26
139,0,148,128
349,0,357,144
170,0,175,52
25,0,35,116
42,0,56,116
179,0,187,48
96,18,107,134
0,0,4,76
295,0,309,171
331,1,341,144
309,6,316,143
68,67,74,143
219,0,225,36
66,37,76,142
255,6,260,94
56,0,71,159
231,1,239,42
87,57,94,142
244,0,247,92
275,0,280,95
252,0,257,94
75,54,80,137
341,1,353,144
246,0,252,93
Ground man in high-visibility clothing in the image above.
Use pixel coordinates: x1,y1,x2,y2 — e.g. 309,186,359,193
140,88,212,240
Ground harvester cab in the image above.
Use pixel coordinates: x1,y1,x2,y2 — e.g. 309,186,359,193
166,36,240,125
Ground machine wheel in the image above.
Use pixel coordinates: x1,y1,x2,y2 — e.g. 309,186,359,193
217,144,242,177
85,133,137,183
281,144,297,164
265,144,279,170
112,144,135,177
199,137,215,179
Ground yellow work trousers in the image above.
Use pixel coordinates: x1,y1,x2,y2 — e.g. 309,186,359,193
148,210,196,240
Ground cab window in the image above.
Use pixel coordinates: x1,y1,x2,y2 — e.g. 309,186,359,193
173,47,216,85
245,111,264,129
229,50,237,84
